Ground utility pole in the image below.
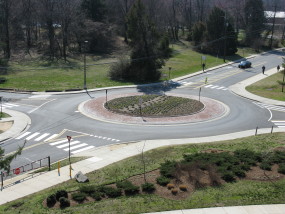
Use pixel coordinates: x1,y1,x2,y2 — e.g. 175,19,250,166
83,41,88,90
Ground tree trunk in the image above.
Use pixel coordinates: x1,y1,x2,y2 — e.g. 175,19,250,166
3,0,11,59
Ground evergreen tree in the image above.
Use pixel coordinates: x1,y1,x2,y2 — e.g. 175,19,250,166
191,21,207,46
206,7,237,56
126,0,166,82
244,0,266,45
81,0,106,22
1,142,25,173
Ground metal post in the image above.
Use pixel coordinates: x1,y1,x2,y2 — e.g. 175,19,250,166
255,126,258,136
271,126,274,134
83,41,88,90
1,171,3,191
106,89,108,106
0,96,2,119
199,87,201,102
48,156,51,171
168,67,171,80
282,70,285,92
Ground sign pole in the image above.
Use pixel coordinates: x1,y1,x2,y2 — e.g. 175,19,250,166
67,136,72,177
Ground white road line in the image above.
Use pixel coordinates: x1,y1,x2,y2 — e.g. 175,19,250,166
98,136,102,139
102,137,107,140
28,99,55,114
210,86,219,89
272,120,285,122
15,132,31,139
222,88,228,90
34,133,50,141
44,134,58,142
57,141,81,148
216,86,225,90
64,143,88,151
50,139,68,146
3,103,18,107
28,95,51,99
26,132,40,140
204,84,213,88
116,140,120,142
71,146,95,154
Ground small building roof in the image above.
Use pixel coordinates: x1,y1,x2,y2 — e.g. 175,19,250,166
264,11,285,19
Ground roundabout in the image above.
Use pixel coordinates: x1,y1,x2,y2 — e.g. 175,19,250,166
80,93,229,126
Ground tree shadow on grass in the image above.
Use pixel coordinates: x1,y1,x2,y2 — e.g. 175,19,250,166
136,81,182,95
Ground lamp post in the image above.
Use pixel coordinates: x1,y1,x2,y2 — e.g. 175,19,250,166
83,41,88,90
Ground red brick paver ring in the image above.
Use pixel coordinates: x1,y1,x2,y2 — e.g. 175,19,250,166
81,93,229,126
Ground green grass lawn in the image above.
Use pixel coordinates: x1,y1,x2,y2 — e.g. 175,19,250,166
0,42,256,92
246,71,285,101
1,133,285,214
0,112,11,118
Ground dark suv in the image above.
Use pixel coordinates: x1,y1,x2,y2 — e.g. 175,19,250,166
238,60,252,68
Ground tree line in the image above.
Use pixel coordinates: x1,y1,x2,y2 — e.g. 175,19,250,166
0,0,280,81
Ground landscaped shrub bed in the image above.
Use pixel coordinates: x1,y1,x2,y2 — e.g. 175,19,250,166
105,95,204,117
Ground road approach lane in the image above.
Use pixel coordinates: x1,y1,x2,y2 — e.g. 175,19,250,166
2,50,284,168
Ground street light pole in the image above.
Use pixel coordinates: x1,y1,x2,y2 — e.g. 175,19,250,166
83,41,88,90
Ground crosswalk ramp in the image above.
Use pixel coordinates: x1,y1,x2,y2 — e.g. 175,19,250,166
253,102,285,113
1,103,19,110
271,121,285,128
49,139,95,154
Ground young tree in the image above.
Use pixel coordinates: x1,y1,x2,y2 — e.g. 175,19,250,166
127,0,167,82
244,0,266,46
191,21,206,46
81,0,106,22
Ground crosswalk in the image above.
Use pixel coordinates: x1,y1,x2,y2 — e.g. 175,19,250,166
15,131,120,154
253,102,285,113
1,102,19,110
204,84,228,90
271,120,285,128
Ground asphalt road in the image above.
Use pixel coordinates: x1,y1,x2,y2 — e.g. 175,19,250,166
1,49,285,169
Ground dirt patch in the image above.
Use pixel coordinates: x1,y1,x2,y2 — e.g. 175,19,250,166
0,121,13,133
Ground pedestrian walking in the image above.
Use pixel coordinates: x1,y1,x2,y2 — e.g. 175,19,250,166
202,63,206,72
277,65,280,72
262,65,265,74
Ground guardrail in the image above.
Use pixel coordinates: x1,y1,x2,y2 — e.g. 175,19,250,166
1,156,50,190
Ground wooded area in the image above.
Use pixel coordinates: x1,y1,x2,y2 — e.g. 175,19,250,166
0,0,284,81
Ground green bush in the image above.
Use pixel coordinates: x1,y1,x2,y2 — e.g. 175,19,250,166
232,166,246,178
272,151,285,164
116,180,139,195
100,186,122,198
221,172,236,182
79,185,97,195
0,77,7,84
116,180,133,189
234,149,261,164
278,164,285,174
160,160,176,178
55,190,68,201
46,194,56,207
91,192,104,201
156,176,171,186
59,197,70,208
142,182,155,193
71,192,87,203
260,161,272,171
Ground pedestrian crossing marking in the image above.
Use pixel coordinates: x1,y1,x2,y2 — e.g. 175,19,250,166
64,143,88,151
35,133,50,141
15,132,31,139
271,120,285,128
50,139,68,146
253,102,285,113
71,146,95,154
44,134,58,142
57,140,81,148
26,132,40,140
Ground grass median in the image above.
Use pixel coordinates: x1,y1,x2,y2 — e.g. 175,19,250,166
246,71,285,101
1,133,285,213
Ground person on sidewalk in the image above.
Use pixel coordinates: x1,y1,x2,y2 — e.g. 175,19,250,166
202,63,206,72
277,65,280,72
262,65,265,74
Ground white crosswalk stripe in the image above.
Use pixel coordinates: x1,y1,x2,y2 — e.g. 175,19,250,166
253,102,285,112
15,132,31,139
1,103,19,109
25,132,40,140
35,133,50,141
204,85,228,90
271,120,285,128
71,146,95,154
57,141,81,148
44,134,58,142
64,143,88,151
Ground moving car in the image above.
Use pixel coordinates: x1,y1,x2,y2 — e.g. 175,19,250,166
238,60,252,68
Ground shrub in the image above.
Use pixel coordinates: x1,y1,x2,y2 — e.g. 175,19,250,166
222,172,236,182
59,197,70,208
260,162,272,171
116,180,132,189
156,176,171,186
141,183,155,193
55,190,68,201
46,194,56,207
278,164,285,174
171,188,178,195
71,192,86,203
79,185,97,195
179,185,187,191
101,186,122,198
167,183,175,189
234,149,261,164
91,192,104,201
272,151,285,163
124,184,139,195
160,160,176,178
116,180,139,195
0,77,7,84
109,58,130,80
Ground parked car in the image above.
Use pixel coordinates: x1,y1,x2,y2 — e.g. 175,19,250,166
238,60,252,68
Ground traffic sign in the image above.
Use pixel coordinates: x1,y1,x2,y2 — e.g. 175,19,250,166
14,168,20,175
67,136,72,141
